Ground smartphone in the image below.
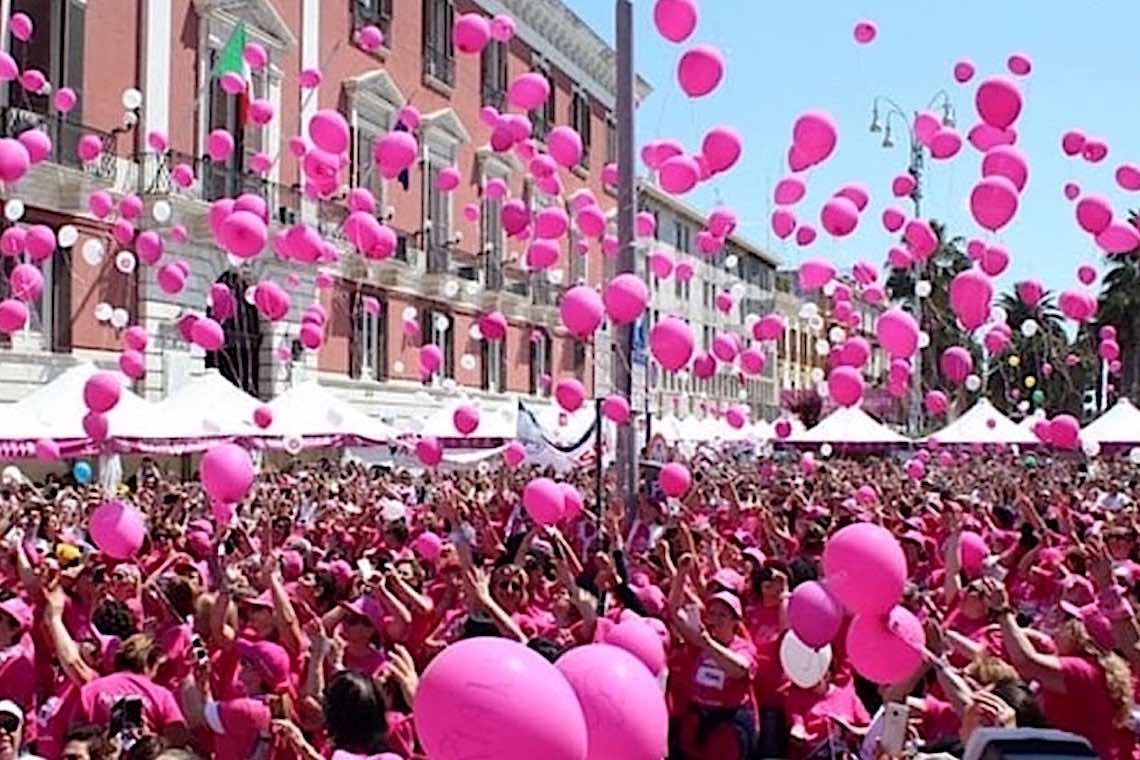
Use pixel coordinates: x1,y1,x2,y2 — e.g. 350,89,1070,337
190,634,208,665
880,701,910,756
109,695,144,738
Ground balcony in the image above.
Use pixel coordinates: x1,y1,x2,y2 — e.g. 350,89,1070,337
139,150,302,225
533,279,564,308
1,106,117,181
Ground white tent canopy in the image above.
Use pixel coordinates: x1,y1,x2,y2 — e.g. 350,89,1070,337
653,414,684,443
926,399,1039,445
264,382,398,443
1083,398,1140,445
153,370,265,439
415,399,517,439
788,406,909,445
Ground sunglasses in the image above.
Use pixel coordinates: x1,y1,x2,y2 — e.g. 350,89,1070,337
496,579,523,593
0,712,20,734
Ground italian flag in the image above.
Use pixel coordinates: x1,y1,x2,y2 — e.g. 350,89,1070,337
217,21,250,125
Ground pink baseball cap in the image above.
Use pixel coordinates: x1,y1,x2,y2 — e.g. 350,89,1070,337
0,597,32,630
340,595,385,631
1060,601,1116,651
708,590,743,619
711,568,745,594
236,638,292,692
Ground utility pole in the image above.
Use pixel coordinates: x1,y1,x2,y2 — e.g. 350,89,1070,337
614,0,638,512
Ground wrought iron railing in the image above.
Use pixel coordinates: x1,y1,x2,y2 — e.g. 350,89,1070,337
0,106,117,180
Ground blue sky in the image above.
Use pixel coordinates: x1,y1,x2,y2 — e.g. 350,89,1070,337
566,0,1140,296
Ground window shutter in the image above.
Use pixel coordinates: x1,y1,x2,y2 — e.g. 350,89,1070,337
349,290,362,378
374,299,388,380
51,247,72,352
444,1,455,61
62,0,85,122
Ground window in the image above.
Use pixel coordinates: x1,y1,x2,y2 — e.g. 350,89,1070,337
673,276,689,301
481,40,508,109
530,56,555,142
350,291,388,381
422,307,454,380
352,123,385,208
673,221,691,254
481,339,505,392
482,195,504,288
572,341,586,377
605,116,617,165
422,0,455,87
570,89,591,167
529,328,552,396
9,1,84,119
353,0,393,41
701,281,711,310
205,46,267,201
425,158,452,273
568,229,585,285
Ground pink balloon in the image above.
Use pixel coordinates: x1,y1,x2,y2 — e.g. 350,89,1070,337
554,377,586,412
707,207,737,237
823,523,907,615
1116,164,1140,191
1058,289,1097,322
416,437,443,467
677,44,724,97
967,123,1016,153
753,313,786,341
1096,221,1140,255
89,500,146,560
771,208,796,239
356,24,384,51
200,443,254,505
659,462,691,497
940,346,973,384
547,126,584,168
419,344,443,375
788,581,844,648
969,175,1019,231
799,258,836,291
1100,339,1120,362
929,129,962,159
1048,414,1081,451
1061,129,1087,156
254,280,291,321
503,440,527,468
827,366,865,407
83,412,108,443
981,146,1029,192
206,129,234,162
602,394,631,425
1007,53,1032,76
975,76,1022,129
1083,139,1108,163
853,20,877,44
881,207,905,233
702,126,742,174
83,372,122,414
795,225,817,247
453,404,480,436
1075,195,1113,235
604,617,666,675
979,245,1009,277
1063,182,1080,200
792,111,839,168
8,263,42,302
949,268,994,331
913,111,941,147
835,183,870,211
9,12,33,42
887,246,912,270
414,638,587,760
1016,279,1045,308
524,477,565,525
17,127,49,165
0,137,29,183
218,210,267,259
891,173,916,198
122,326,148,352
953,60,975,83
876,308,919,359
658,154,700,194
560,286,605,338
374,131,418,179
820,196,859,237
508,72,550,110
653,0,698,42
925,390,949,416
1077,264,1097,285
774,176,806,205
650,317,694,372
191,317,225,351
604,274,649,325
847,607,925,684
904,219,937,261
452,13,491,54
490,14,516,42
740,347,766,376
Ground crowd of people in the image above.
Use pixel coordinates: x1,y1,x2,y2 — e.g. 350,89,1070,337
0,448,1135,759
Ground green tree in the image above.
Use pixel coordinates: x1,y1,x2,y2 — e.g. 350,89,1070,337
1097,246,1140,401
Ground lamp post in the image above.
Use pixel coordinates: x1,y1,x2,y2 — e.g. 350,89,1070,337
868,92,955,436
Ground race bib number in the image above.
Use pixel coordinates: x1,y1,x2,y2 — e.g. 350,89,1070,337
695,661,726,690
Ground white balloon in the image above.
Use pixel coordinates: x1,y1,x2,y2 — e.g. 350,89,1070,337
814,339,830,356
94,302,113,322
244,286,258,305
744,313,760,331
799,303,819,320
81,238,105,266
114,251,136,274
820,443,833,458
1129,447,1140,465
468,323,483,340
780,630,832,689
816,380,830,397
4,199,24,222
822,281,837,297
283,434,303,455
965,374,982,392
464,280,480,296
402,306,417,321
729,282,746,299
1020,319,1038,338
327,408,344,428
441,378,457,393
915,280,932,298
1082,438,1101,458
828,326,846,343
57,225,78,248
433,314,450,332
152,200,172,223
547,268,564,284
724,254,738,269
121,88,143,110
459,353,476,371
1017,400,1030,413
809,367,825,384
990,306,1008,325
442,279,460,298
737,388,748,400
918,331,931,349
393,360,405,373
808,314,824,332
110,308,129,329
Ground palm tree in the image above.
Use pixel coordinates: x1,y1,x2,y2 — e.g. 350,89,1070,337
1097,247,1140,401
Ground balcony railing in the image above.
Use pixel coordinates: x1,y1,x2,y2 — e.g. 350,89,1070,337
139,151,302,224
533,278,564,308
0,106,117,181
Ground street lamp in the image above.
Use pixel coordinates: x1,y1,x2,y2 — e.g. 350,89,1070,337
869,91,956,436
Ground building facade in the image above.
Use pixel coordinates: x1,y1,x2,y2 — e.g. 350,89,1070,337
631,185,779,422
0,0,652,429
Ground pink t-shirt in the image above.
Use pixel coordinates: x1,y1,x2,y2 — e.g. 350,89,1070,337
782,681,870,747
208,697,271,760
77,672,186,736
674,636,757,709
1041,656,1136,760
342,647,388,679
0,639,35,711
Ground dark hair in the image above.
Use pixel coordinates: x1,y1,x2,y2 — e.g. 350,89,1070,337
163,578,195,619
66,724,106,743
992,680,1048,729
93,598,137,639
322,671,390,755
123,735,166,760
527,637,566,664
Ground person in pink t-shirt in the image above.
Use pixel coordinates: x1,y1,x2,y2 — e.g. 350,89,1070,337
0,597,35,715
